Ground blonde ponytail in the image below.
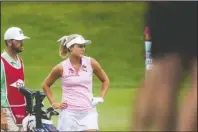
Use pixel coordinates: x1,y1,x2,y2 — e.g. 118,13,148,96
59,43,68,59
57,36,69,59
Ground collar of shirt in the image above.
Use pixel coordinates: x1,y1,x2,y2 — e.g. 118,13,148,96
67,57,87,73
1,50,21,68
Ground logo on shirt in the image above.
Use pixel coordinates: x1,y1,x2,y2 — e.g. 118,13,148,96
68,68,75,74
82,65,87,72
15,114,25,118
10,79,24,88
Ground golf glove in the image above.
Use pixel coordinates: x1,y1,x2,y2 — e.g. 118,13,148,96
91,97,104,107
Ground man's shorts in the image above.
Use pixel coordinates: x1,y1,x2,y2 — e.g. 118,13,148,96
147,2,197,62
1,108,23,131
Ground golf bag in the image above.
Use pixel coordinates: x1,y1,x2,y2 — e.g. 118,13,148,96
19,87,59,132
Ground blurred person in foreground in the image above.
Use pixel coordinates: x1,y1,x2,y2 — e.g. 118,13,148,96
1,27,30,131
132,25,153,131
133,2,197,131
42,34,110,131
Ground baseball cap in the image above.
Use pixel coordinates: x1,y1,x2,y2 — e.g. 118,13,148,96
4,27,30,40
57,34,91,48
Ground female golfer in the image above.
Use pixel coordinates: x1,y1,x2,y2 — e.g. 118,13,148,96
42,34,110,131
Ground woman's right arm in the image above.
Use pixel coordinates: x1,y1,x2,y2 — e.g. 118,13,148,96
42,64,67,109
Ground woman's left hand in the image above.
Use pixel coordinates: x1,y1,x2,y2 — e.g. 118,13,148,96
91,97,104,107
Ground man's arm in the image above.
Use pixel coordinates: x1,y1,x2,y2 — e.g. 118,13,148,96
1,60,7,107
1,60,5,106
1,60,7,130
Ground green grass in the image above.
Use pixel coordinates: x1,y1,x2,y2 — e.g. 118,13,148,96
1,2,146,89
1,2,190,131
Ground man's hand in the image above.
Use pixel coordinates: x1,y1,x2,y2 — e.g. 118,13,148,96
92,97,104,107
1,110,7,130
52,102,68,109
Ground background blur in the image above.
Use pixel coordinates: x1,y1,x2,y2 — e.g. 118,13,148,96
1,2,190,130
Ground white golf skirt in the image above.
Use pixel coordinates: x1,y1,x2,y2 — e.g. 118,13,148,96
57,107,98,131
